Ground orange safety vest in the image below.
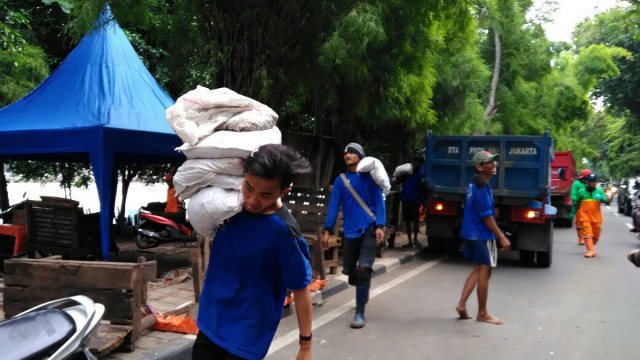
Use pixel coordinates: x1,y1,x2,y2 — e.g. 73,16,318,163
165,187,182,213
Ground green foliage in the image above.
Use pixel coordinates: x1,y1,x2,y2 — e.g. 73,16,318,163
571,5,640,178
318,3,386,82
0,44,49,106
0,0,30,51
8,161,93,196
5,0,640,183
605,117,640,177
574,44,632,90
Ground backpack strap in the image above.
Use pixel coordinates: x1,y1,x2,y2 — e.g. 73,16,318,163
340,173,376,221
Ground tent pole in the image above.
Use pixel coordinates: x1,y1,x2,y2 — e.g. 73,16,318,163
90,150,116,260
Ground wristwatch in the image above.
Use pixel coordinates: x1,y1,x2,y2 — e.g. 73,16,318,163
299,333,312,342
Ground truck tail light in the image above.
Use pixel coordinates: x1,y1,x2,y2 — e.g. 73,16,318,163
511,207,544,224
429,200,458,216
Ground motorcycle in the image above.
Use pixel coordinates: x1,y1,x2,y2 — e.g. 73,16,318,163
135,208,197,249
0,295,105,360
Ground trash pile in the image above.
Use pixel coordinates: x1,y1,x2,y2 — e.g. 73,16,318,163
166,86,282,237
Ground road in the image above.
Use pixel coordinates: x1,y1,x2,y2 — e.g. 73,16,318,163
268,202,640,360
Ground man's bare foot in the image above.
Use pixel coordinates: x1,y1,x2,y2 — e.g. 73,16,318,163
476,314,504,325
456,306,472,320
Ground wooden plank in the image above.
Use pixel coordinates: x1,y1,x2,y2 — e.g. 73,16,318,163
3,287,137,322
191,247,203,303
4,259,143,289
4,265,140,289
89,324,133,357
282,187,343,279
136,258,158,282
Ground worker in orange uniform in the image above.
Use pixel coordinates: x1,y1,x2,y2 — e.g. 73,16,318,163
164,173,183,214
570,169,591,245
574,173,609,258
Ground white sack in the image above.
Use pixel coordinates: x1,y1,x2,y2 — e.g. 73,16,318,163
178,174,243,200
166,86,278,145
173,158,244,199
176,126,282,159
393,163,413,178
187,186,243,238
356,156,391,195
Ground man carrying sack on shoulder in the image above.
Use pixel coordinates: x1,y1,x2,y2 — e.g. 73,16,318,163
322,142,386,329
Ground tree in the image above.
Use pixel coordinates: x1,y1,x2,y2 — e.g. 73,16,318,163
572,5,640,177
0,0,50,213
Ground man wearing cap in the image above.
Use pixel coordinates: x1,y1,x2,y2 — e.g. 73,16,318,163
322,142,386,329
456,150,511,325
570,169,592,245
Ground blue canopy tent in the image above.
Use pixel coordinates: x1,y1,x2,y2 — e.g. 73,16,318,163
0,8,184,259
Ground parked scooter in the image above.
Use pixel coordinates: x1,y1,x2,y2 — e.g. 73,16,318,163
135,208,197,249
0,295,105,359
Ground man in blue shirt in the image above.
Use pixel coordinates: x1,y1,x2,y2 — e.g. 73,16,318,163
322,142,386,329
455,150,511,325
392,154,427,248
193,144,313,360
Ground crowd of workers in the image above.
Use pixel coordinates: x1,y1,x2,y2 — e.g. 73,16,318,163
153,142,640,360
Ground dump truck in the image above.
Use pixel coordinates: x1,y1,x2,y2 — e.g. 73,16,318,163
422,131,556,267
550,151,576,228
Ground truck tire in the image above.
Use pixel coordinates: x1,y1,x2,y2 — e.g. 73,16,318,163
566,218,574,228
427,236,444,253
444,236,461,255
536,220,554,268
519,250,535,266
537,250,552,268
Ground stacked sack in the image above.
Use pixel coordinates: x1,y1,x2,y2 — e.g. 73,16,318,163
167,86,282,237
356,156,391,195
393,163,413,178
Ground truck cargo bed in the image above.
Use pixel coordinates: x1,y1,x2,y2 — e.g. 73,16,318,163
423,131,554,200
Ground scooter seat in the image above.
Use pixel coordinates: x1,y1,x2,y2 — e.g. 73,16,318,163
0,308,76,360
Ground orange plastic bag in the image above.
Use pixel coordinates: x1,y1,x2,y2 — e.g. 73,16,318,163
152,315,199,335
419,204,426,222
283,278,328,307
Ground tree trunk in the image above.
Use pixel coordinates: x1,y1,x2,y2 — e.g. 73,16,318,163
0,161,10,223
485,29,501,119
116,165,139,234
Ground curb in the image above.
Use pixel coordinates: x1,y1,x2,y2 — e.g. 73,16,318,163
313,247,420,305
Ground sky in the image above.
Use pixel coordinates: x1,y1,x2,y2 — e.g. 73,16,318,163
532,0,629,42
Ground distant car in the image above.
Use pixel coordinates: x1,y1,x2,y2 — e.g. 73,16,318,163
617,178,640,216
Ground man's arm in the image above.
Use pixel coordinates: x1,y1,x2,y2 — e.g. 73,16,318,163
292,286,313,360
322,178,343,249
594,189,610,205
483,216,511,250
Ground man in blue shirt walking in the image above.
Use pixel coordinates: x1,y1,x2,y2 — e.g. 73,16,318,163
322,142,386,329
455,150,511,325
193,144,314,360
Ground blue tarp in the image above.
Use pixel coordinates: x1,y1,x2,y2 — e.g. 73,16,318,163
0,7,184,259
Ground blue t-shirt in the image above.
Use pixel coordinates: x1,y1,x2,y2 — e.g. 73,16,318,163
460,175,496,241
399,170,426,204
324,171,386,238
197,206,312,360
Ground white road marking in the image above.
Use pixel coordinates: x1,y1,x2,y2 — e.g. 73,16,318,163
267,256,447,355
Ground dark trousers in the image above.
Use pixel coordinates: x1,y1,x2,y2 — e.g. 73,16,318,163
192,331,246,360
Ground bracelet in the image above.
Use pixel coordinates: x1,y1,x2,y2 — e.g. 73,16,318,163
299,333,312,342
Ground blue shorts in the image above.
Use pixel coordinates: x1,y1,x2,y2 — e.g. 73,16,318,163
463,239,497,267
